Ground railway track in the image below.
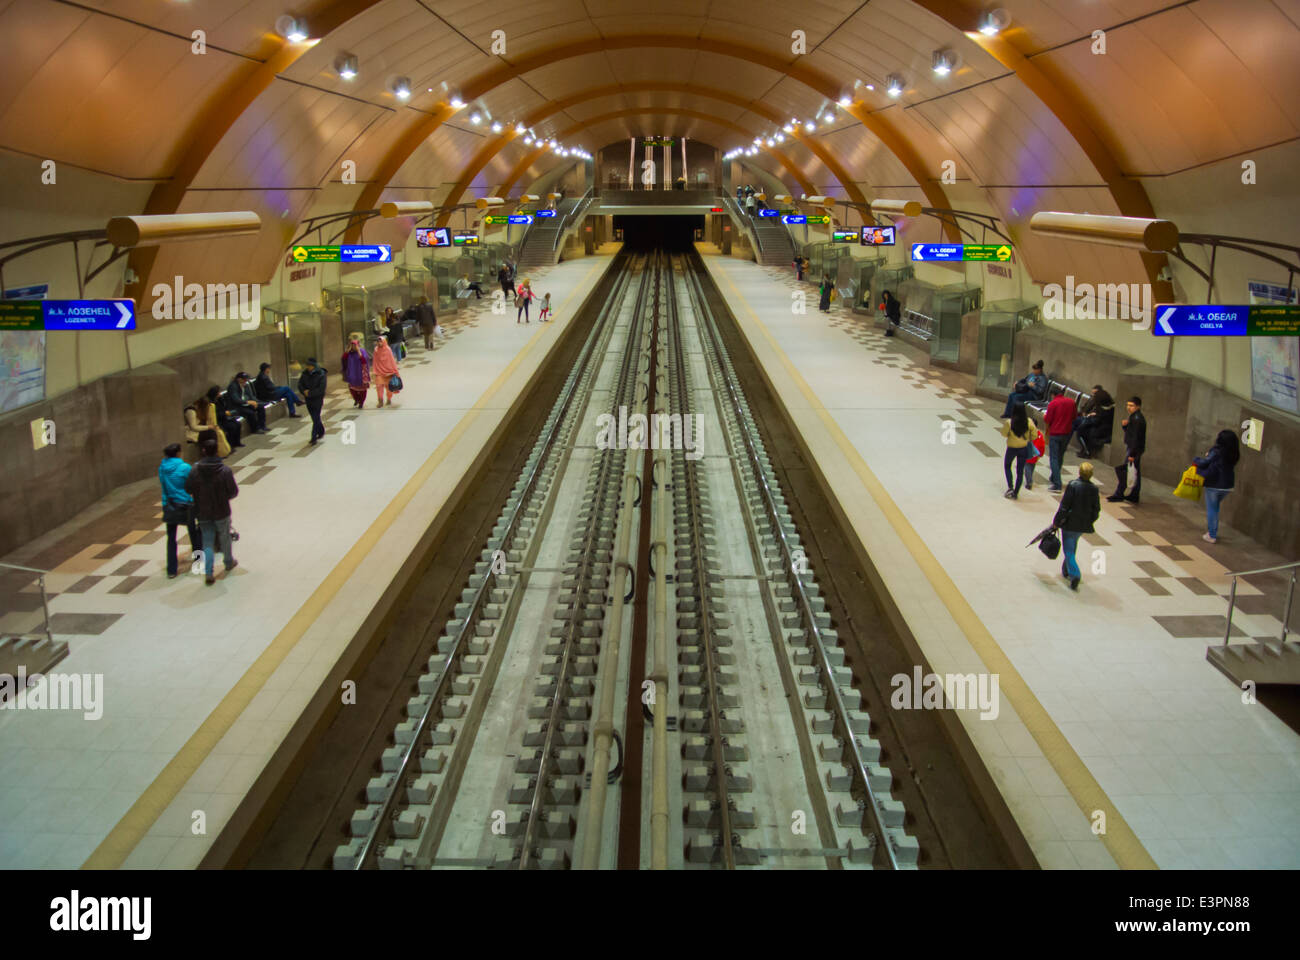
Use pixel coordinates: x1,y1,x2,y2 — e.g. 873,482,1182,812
333,249,921,869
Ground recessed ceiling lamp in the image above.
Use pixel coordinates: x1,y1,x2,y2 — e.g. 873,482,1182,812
782,123,793,133
979,8,1009,36
775,132,785,143
838,95,851,107
886,74,904,97
491,121,503,132
804,119,815,131
392,77,411,101
822,114,834,125
932,49,955,76
335,54,358,80
524,135,534,144
469,112,482,124
276,16,309,43
449,95,465,109
514,123,526,135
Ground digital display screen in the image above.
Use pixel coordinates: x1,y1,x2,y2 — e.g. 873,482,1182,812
416,227,451,248
452,233,480,246
832,230,857,243
861,225,896,246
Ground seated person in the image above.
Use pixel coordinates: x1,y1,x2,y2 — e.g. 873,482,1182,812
185,387,235,457
254,362,304,417
226,371,268,434
456,276,484,299
1001,359,1047,418
1073,385,1115,457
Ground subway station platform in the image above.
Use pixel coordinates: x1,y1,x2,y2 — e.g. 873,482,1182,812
0,252,615,869
698,247,1300,870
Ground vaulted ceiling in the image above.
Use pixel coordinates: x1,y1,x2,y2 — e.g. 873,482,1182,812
1,0,1296,307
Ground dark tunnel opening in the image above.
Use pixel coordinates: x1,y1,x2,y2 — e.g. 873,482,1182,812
613,214,704,250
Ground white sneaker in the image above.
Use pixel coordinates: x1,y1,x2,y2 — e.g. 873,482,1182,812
1202,533,1217,544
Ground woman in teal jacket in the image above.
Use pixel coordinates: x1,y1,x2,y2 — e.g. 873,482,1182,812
159,443,201,578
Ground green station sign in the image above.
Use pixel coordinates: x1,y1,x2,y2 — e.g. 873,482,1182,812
0,300,43,331
962,244,1014,262
291,245,341,263
805,215,831,225
483,215,510,225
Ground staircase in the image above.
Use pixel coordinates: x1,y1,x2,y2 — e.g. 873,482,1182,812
517,195,590,270
1206,641,1300,686
0,562,67,696
750,213,795,266
0,634,69,688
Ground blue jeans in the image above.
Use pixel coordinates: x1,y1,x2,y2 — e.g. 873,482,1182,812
270,385,298,415
1061,530,1082,580
1003,446,1029,493
1002,391,1036,418
1204,488,1230,538
198,517,234,576
1048,434,1069,488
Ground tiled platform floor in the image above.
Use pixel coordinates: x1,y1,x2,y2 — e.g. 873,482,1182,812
702,247,1300,870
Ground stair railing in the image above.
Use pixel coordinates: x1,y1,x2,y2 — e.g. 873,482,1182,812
0,561,54,645
1221,559,1298,644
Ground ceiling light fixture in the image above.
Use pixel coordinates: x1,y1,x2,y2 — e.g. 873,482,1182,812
838,95,851,107
886,74,904,97
392,77,411,101
336,54,358,80
804,120,815,131
276,16,309,43
979,8,1009,36
449,95,465,110
932,49,954,76
469,112,482,124
782,124,793,133
515,123,526,135
491,121,503,133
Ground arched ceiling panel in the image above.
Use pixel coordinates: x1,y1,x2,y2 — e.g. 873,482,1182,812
80,0,292,58
992,0,1195,49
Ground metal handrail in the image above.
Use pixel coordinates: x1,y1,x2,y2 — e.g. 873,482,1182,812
552,188,594,253
1221,559,1298,645
0,562,54,645
721,196,764,255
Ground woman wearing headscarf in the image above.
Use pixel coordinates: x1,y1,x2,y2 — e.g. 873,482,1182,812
880,291,901,336
372,334,401,408
341,334,371,408
818,274,834,313
1193,429,1241,544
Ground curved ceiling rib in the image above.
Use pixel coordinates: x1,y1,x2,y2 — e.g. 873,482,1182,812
425,83,870,230
435,106,819,231
914,0,1172,294
348,34,955,241
123,0,379,307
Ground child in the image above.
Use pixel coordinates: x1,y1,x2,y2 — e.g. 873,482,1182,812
539,292,552,322
1024,430,1047,491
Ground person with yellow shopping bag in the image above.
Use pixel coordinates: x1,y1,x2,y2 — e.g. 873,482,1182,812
1173,465,1203,501
1191,430,1240,544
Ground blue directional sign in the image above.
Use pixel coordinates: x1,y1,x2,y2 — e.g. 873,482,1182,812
535,209,557,218
1152,305,1250,336
782,214,807,225
2,283,49,300
911,243,963,262
758,209,779,218
41,299,135,331
508,214,533,225
339,244,392,263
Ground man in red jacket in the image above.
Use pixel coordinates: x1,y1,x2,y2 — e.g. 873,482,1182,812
1042,384,1077,493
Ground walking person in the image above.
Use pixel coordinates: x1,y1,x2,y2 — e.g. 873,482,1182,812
1043,384,1077,492
254,362,304,417
384,307,406,361
1051,462,1101,591
341,334,371,408
999,403,1041,499
880,290,901,336
818,274,833,313
497,263,513,300
372,335,401,408
1193,429,1240,544
185,387,234,458
538,292,552,322
298,357,327,445
794,257,804,281
185,437,239,586
1002,360,1047,418
1106,396,1146,504
1023,430,1047,491
159,443,201,579
516,278,535,323
415,296,438,349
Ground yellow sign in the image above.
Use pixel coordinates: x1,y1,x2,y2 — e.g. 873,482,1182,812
293,246,308,262
996,245,1012,261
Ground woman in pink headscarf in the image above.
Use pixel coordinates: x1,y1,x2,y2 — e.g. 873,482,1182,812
372,334,402,408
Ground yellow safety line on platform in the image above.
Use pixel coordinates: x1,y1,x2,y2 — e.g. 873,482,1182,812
83,258,606,869
709,256,1157,871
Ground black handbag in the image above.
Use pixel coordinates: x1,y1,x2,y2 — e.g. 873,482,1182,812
1038,529,1061,560
162,500,190,525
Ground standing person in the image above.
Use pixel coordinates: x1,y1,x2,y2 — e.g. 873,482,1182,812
1073,385,1114,457
226,372,268,434
1043,384,1078,492
1107,396,1146,504
1023,430,1047,491
880,290,901,336
1193,429,1240,544
746,192,757,216
497,263,512,300
794,257,805,281
999,403,1040,499
538,292,552,322
298,357,327,445
415,296,438,349
818,275,833,313
254,362,304,417
159,443,201,579
1002,360,1047,417
341,334,371,408
1051,461,1101,591
372,335,401,408
185,437,239,586
185,387,234,458
385,307,406,361
516,278,535,323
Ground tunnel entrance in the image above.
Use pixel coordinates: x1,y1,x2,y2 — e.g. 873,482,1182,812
614,215,703,250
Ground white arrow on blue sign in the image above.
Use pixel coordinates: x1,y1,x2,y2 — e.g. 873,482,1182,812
339,245,392,262
41,299,135,330
911,244,963,261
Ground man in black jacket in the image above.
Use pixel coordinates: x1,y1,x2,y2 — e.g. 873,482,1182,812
297,357,327,445
226,372,268,434
1073,385,1114,457
386,310,407,361
254,362,304,418
414,296,438,349
1107,396,1147,504
185,437,239,585
1052,462,1101,591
